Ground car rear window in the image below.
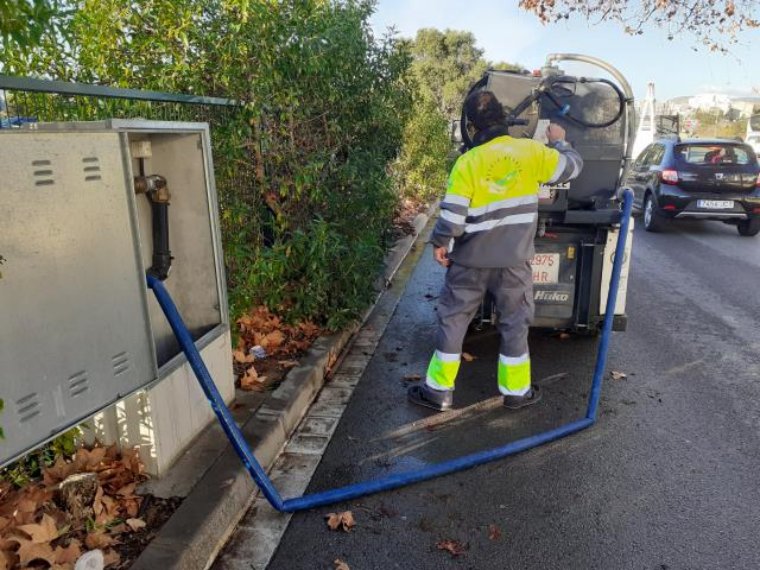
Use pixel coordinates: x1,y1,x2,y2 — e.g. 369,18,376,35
675,144,755,166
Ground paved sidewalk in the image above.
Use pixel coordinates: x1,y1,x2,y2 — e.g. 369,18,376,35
212,219,433,569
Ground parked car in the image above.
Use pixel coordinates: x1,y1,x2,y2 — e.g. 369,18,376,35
624,138,760,236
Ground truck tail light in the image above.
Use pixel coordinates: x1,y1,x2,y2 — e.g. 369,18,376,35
661,169,679,185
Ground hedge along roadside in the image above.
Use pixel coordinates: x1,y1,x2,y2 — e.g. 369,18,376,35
1,0,417,330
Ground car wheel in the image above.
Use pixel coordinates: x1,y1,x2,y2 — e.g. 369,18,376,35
643,193,666,232
737,218,760,237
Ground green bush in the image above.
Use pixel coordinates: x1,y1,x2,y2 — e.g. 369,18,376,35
2,0,413,329
394,97,452,202
0,427,81,487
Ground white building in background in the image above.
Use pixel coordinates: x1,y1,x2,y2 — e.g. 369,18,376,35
688,93,734,113
664,92,760,117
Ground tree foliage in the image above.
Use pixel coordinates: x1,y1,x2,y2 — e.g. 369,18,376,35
520,0,760,51
2,1,414,329
0,0,66,49
393,28,521,201
403,28,489,118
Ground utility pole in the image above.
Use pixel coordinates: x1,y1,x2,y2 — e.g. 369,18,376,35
713,107,719,137
632,82,656,159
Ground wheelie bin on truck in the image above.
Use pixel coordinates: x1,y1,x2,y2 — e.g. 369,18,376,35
459,53,636,334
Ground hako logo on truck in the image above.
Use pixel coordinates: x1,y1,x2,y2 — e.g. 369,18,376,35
534,290,571,303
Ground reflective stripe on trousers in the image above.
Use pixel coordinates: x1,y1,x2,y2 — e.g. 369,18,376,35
497,353,531,396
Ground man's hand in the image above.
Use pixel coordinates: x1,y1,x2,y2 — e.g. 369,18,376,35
433,246,450,267
546,123,566,144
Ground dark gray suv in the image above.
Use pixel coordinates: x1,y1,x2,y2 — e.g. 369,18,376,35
625,138,760,236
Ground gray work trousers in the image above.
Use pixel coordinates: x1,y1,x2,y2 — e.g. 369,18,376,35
436,262,534,358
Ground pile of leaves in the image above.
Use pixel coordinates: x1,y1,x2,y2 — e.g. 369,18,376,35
0,446,150,569
233,306,323,392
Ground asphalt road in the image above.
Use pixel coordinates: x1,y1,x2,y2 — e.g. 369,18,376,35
267,217,760,570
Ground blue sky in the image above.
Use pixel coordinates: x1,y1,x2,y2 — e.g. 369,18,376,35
370,0,759,102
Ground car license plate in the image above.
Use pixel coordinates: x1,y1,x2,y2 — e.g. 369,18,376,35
697,200,734,209
531,253,560,284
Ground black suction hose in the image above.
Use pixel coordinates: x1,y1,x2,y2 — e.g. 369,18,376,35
542,76,626,129
149,199,172,281
460,73,627,150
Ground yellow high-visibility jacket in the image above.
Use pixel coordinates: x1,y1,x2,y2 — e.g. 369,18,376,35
431,135,583,268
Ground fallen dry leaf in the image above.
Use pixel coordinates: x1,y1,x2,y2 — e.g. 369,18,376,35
233,349,255,364
0,550,11,570
116,482,136,496
85,531,115,550
54,539,82,564
108,523,129,535
488,524,502,541
261,330,285,349
326,352,338,372
436,538,468,558
299,321,320,337
103,548,121,567
558,332,571,340
279,360,299,369
334,559,350,570
462,352,476,362
403,373,422,381
14,537,56,567
92,485,105,517
17,513,59,543
43,456,74,487
126,518,147,531
610,370,627,381
85,447,107,469
0,444,149,570
124,498,140,518
325,511,355,532
240,366,265,391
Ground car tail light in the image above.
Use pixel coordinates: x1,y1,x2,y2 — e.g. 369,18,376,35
662,205,677,211
661,169,679,185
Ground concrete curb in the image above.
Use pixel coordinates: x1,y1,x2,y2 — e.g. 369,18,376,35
131,204,436,570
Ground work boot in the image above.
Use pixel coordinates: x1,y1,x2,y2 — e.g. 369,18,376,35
503,386,541,410
408,384,453,412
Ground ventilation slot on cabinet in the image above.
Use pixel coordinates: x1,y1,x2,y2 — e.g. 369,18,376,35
31,160,55,186
82,157,102,182
68,371,90,398
16,393,41,422
112,351,131,377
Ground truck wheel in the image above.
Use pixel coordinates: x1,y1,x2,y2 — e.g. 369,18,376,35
643,194,666,232
737,218,760,237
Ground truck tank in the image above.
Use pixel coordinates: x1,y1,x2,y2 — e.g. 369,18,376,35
464,67,628,208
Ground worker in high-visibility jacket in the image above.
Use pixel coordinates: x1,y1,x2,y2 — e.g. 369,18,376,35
408,90,583,411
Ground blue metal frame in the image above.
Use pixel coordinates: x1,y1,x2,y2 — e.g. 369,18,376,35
147,190,634,513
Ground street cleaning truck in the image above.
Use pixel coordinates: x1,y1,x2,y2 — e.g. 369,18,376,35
459,54,635,334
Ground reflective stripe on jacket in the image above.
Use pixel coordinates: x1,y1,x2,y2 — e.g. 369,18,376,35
431,136,583,268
